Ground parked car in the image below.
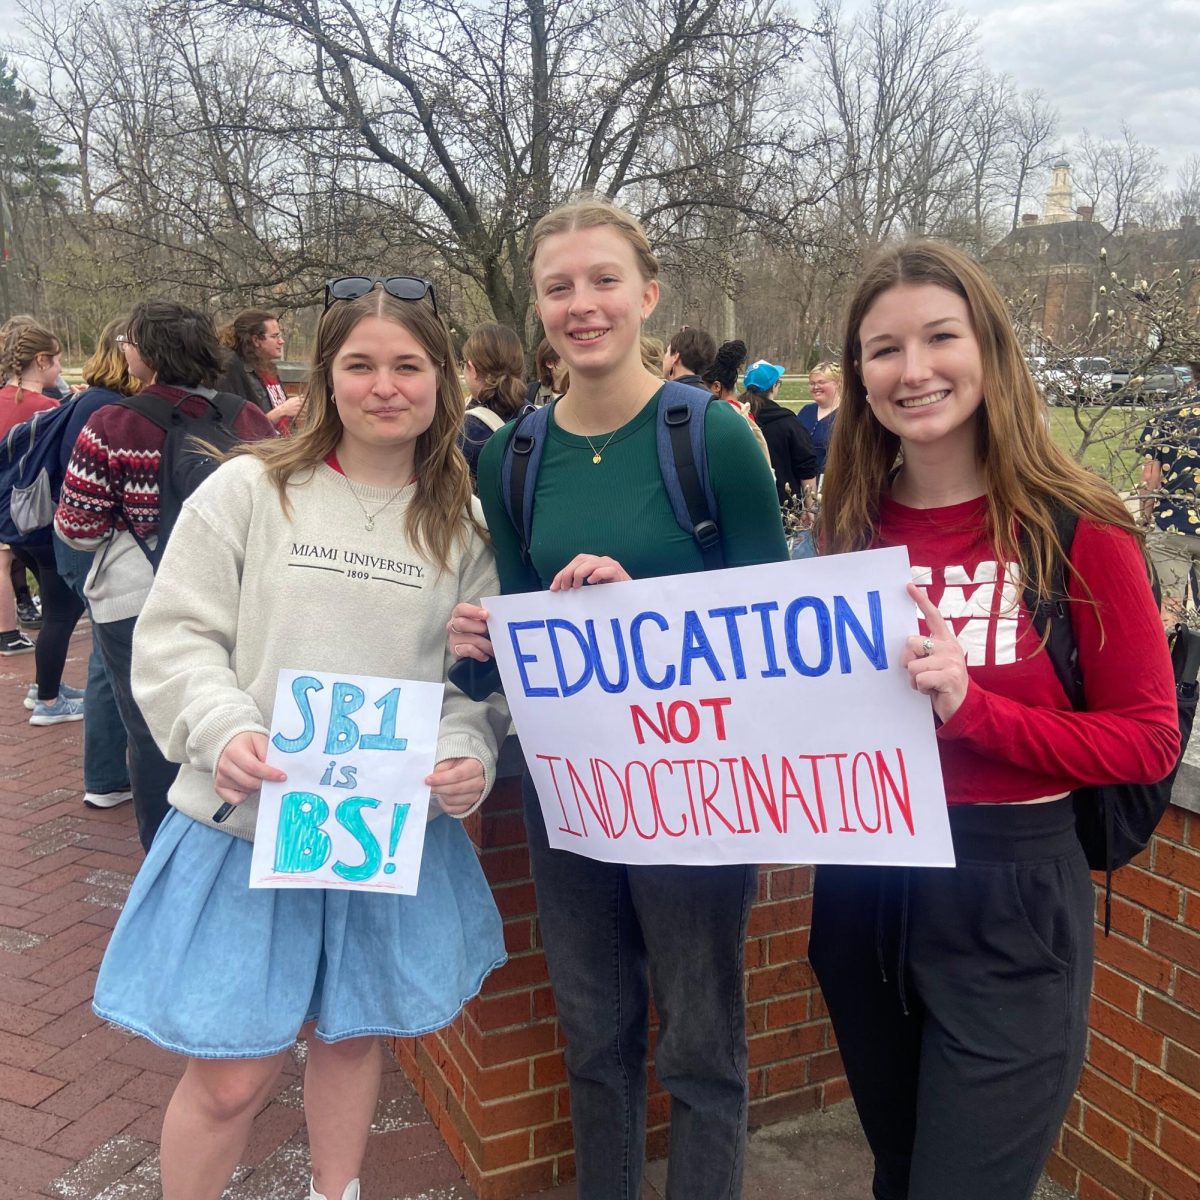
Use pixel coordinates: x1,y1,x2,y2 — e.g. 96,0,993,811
1037,357,1113,405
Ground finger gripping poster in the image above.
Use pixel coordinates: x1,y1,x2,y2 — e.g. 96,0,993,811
250,670,444,893
485,548,954,868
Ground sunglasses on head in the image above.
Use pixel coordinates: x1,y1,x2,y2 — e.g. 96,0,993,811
323,276,438,315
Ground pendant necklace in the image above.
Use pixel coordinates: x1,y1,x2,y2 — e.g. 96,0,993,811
342,476,407,532
583,429,620,465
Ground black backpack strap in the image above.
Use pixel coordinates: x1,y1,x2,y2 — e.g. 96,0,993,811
657,381,723,570
499,404,551,568
1019,502,1124,929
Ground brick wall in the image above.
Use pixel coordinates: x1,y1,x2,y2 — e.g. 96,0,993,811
392,767,843,1199
1047,803,1200,1200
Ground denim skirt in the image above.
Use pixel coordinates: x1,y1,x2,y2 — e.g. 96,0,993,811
93,809,506,1059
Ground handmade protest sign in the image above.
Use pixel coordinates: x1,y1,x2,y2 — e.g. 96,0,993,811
485,548,953,868
250,670,444,893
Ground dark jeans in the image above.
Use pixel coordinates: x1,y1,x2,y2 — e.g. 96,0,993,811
522,773,755,1200
23,542,85,701
52,536,131,795
809,799,1093,1200
92,615,177,851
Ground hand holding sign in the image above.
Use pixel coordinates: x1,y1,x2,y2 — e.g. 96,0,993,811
215,732,287,808
426,756,485,816
549,553,632,591
904,582,969,722
448,602,493,662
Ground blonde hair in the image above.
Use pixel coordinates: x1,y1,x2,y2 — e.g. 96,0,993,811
821,240,1136,604
234,288,480,571
0,319,60,404
83,317,137,395
526,197,660,290
809,360,843,384
640,335,665,374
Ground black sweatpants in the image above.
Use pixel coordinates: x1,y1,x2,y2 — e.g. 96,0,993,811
809,798,1093,1200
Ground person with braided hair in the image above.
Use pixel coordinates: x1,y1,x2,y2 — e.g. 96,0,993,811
458,322,526,481
0,321,88,713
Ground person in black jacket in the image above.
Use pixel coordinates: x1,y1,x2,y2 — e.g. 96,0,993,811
740,359,817,505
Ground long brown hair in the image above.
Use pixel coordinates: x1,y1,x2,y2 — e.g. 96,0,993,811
219,308,277,374
462,322,525,418
0,320,60,404
83,317,137,395
234,288,480,571
821,240,1136,603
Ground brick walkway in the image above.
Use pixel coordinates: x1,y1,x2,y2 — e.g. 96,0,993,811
0,626,478,1200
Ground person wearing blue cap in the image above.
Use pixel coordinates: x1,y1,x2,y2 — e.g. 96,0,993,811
740,360,817,506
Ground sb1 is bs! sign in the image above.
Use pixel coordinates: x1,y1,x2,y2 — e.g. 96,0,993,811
249,670,444,894
485,547,953,869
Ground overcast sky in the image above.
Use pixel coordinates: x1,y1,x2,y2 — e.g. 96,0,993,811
3,0,1197,180
954,0,1198,178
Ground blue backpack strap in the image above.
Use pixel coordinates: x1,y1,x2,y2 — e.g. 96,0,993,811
657,380,723,569
499,402,553,567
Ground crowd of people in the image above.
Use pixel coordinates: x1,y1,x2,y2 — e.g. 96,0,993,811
0,197,1188,1200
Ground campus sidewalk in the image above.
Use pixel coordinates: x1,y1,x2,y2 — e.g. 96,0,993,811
0,625,1072,1200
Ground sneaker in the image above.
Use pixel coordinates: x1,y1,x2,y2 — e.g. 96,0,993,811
24,682,85,711
29,696,85,725
0,631,35,656
83,790,133,809
16,598,42,629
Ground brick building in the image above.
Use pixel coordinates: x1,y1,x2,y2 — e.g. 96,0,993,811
985,163,1200,346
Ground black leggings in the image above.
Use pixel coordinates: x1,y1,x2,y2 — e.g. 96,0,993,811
11,546,35,600
809,798,1093,1200
23,542,86,700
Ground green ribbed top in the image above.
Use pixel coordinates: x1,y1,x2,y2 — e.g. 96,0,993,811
477,390,788,595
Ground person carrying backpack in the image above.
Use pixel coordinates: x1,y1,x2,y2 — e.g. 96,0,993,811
811,241,1179,1200
55,301,275,850
447,199,785,1200
0,320,89,714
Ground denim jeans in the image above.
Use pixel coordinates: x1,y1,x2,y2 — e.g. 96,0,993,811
522,774,755,1200
52,536,131,794
91,615,178,851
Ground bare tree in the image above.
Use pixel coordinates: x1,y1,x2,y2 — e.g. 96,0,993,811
1005,88,1058,231
1075,123,1159,232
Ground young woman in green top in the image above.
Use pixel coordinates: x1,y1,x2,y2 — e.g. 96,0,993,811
449,199,785,1199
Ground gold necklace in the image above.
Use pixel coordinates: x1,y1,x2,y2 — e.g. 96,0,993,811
342,475,407,532
583,429,620,465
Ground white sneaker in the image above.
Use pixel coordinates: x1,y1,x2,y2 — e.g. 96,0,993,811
309,1179,360,1200
83,790,133,809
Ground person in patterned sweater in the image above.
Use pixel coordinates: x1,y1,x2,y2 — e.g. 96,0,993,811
55,301,275,849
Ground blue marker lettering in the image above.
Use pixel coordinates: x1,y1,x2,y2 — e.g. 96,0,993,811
274,791,331,873
272,676,324,753
333,797,382,882
360,687,409,751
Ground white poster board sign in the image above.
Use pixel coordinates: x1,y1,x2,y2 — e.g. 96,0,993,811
250,669,444,893
486,548,953,868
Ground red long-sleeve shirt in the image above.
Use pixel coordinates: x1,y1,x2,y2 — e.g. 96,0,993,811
877,495,1179,805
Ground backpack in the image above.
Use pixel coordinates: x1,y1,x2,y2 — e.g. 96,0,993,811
0,400,89,544
500,381,723,571
1020,502,1200,931
117,390,248,570
466,403,508,434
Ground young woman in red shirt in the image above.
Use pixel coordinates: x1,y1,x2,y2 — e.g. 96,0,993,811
811,241,1178,1200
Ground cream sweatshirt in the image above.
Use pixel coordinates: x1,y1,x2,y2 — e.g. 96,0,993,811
131,454,510,842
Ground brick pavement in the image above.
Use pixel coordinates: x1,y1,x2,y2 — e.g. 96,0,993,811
0,625,480,1200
